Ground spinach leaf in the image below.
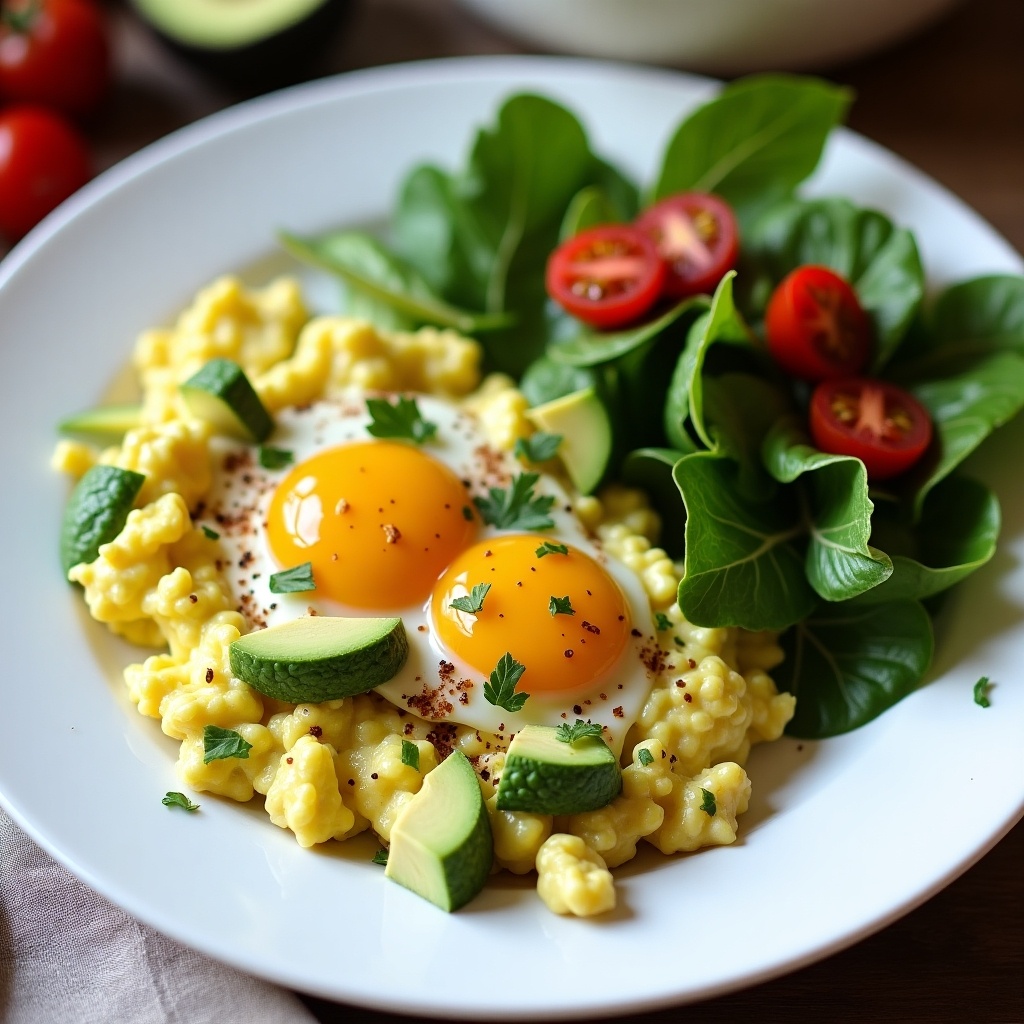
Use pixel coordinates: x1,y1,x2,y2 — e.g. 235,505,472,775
856,475,1000,604
741,197,925,367
559,183,632,241
519,355,600,407
764,415,892,601
776,599,934,738
652,74,852,224
673,451,816,630
279,230,508,334
621,447,690,557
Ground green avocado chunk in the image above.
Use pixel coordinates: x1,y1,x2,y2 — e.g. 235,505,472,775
180,358,273,443
495,724,622,814
526,387,612,495
228,616,408,702
58,404,143,442
60,465,146,578
386,750,493,912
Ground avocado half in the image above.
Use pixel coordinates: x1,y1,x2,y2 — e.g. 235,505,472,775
131,0,352,92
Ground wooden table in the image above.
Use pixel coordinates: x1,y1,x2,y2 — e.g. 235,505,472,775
71,0,1024,1019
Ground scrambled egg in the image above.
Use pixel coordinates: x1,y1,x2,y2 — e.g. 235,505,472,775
54,275,795,917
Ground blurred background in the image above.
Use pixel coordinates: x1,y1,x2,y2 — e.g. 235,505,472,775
1,0,1021,1019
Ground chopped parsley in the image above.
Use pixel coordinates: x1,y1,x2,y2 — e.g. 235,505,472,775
269,562,315,594
973,676,992,708
514,431,562,463
202,725,253,764
700,788,717,816
535,540,569,558
637,748,655,767
654,612,672,631
450,582,491,614
372,848,389,866
483,652,529,713
201,525,220,541
462,504,474,521
555,720,603,744
549,595,574,617
365,395,437,444
401,739,420,771
162,791,199,812
473,472,555,531
258,445,294,469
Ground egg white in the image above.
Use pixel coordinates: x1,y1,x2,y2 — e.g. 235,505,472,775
197,388,659,753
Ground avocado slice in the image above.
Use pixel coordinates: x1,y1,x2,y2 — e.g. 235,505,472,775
129,0,352,92
180,358,273,443
229,616,408,702
496,724,622,815
386,750,493,912
58,404,143,443
526,387,612,495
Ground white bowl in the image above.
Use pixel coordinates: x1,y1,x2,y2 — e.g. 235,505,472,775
457,0,963,73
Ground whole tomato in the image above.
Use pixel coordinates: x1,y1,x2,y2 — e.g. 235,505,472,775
0,0,110,117
0,104,91,241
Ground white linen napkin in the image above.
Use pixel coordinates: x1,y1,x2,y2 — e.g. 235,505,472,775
0,807,317,1024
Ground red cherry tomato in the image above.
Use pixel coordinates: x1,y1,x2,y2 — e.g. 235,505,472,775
0,0,110,118
765,264,873,381
546,224,666,329
0,104,91,241
810,377,933,480
634,191,740,299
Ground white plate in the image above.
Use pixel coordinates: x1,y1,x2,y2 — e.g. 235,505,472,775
0,57,1021,1018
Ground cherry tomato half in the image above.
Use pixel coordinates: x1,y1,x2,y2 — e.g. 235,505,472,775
810,377,933,480
0,104,91,241
0,0,110,118
765,264,873,381
634,191,740,299
546,224,666,329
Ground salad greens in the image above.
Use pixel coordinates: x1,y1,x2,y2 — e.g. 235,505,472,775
283,74,1024,739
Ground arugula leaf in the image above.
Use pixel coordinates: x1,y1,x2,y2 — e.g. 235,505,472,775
258,446,293,469
515,431,562,463
269,562,315,594
401,739,420,771
536,541,568,558
699,789,717,816
973,676,992,708
549,595,574,617
202,725,253,764
652,74,852,224
776,599,934,738
450,582,491,614
483,652,529,713
673,451,815,630
555,720,603,744
763,415,893,602
365,395,437,444
637,747,655,767
162,791,199,812
372,848,389,866
279,230,509,334
474,472,555,530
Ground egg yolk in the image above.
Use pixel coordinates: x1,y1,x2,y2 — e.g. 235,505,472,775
267,440,476,610
431,535,631,697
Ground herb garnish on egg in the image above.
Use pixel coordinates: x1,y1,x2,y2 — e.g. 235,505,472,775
483,652,530,713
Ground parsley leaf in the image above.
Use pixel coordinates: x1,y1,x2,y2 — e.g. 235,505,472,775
637,748,655,767
258,445,294,469
514,432,562,463
365,395,437,444
450,582,491,614
203,725,253,764
473,472,555,531
269,562,315,594
555,719,603,744
549,595,574,617
372,848,389,866
700,788,717,816
162,791,199,812
536,541,569,558
483,652,529,712
654,612,672,631
201,525,220,541
973,676,992,708
401,739,420,771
